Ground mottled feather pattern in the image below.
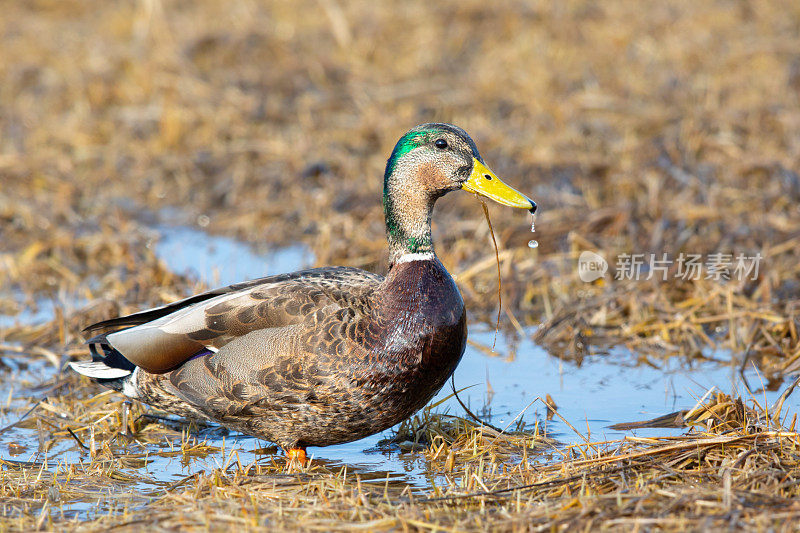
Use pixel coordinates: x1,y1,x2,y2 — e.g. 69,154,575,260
185,267,383,346
131,260,465,448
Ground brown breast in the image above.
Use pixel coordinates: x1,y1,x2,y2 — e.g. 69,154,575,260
357,257,467,413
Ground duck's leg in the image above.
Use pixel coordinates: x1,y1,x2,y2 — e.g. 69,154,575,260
286,447,307,464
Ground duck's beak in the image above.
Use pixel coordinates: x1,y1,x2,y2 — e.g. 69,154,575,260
462,158,536,212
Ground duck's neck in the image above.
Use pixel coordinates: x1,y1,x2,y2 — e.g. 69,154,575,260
383,164,436,266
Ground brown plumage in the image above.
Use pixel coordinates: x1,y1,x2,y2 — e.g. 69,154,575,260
71,123,535,455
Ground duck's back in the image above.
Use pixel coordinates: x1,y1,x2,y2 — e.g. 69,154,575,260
116,259,465,448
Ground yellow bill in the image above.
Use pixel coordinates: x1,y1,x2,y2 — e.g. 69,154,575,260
462,159,535,210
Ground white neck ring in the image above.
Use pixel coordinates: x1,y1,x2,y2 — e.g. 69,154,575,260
395,251,435,264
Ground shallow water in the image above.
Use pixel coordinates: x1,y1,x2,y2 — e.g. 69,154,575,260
151,224,313,287
0,290,85,330
0,223,785,515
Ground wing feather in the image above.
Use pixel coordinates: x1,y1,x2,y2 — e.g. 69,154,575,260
87,267,383,374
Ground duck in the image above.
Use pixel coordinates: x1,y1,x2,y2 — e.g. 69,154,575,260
69,123,536,463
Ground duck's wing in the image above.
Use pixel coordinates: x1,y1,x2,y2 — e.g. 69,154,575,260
84,267,384,374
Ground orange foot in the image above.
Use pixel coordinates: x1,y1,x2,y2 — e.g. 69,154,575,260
286,447,307,465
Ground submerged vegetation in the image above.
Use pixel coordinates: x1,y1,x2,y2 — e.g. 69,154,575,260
2,0,800,530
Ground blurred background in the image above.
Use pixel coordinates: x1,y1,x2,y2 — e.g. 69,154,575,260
1,0,799,376
2,2,800,527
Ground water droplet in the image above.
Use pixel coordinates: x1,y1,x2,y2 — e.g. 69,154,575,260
528,212,538,249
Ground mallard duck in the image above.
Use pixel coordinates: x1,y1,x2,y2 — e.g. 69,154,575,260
70,123,535,462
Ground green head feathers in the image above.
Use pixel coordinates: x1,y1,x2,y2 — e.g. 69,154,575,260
382,125,451,254
384,126,447,181
381,123,532,259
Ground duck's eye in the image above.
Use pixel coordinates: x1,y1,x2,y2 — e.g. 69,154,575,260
434,139,448,149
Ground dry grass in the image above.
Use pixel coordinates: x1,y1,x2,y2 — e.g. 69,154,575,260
2,0,800,530
2,368,799,531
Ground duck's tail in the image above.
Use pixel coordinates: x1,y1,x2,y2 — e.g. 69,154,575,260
68,334,138,394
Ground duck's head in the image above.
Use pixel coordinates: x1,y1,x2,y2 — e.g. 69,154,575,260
383,123,536,262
